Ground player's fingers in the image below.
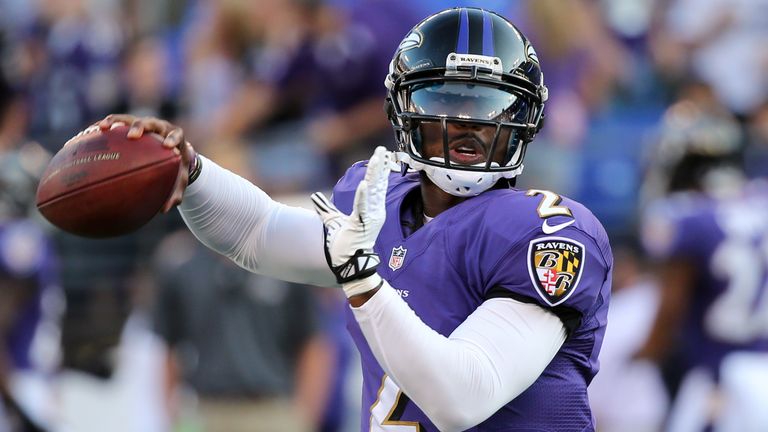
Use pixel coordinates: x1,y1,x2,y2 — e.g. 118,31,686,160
161,157,190,214
179,141,196,169
369,176,387,212
126,117,177,139
161,191,182,214
351,180,369,220
141,117,174,136
373,146,388,166
364,147,385,182
162,149,194,214
368,148,390,193
127,119,146,139
164,128,185,149
161,186,184,213
76,124,102,139
310,192,332,213
99,114,136,131
311,192,341,223
368,150,390,207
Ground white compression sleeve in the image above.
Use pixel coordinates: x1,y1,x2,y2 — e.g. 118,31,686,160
178,156,337,287
353,283,567,432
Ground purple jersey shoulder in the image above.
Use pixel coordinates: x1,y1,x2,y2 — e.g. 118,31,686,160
447,188,612,317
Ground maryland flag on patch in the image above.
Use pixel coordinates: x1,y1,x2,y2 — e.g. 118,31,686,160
527,236,586,306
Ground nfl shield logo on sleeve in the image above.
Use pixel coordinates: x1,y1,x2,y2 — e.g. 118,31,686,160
527,237,586,306
388,246,407,271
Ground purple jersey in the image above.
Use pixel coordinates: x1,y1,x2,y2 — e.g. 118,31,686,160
641,181,768,374
333,162,613,431
0,220,59,371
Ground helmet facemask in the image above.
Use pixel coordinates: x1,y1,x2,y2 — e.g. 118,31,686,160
387,65,544,196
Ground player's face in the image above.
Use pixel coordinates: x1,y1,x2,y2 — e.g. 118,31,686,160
419,120,512,167
407,81,523,167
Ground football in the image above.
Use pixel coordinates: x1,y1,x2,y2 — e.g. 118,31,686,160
35,125,182,238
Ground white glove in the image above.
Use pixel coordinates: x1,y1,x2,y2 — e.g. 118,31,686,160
311,146,391,297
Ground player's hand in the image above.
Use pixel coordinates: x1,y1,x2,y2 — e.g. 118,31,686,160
311,146,391,297
95,114,197,213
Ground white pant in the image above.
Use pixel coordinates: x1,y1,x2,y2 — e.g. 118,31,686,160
667,352,768,432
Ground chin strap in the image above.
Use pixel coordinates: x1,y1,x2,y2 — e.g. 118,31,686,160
394,152,523,197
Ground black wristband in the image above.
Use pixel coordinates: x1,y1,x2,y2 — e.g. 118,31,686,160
188,153,202,185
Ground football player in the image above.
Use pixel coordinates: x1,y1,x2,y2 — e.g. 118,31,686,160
638,97,768,431
0,221,61,431
98,8,613,431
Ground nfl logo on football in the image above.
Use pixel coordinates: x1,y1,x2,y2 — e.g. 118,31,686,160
389,246,407,271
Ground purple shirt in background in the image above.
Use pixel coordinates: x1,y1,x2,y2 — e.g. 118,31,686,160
255,1,414,115
642,181,768,375
0,221,59,371
333,162,613,431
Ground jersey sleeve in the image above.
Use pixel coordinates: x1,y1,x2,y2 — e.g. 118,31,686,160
484,226,611,330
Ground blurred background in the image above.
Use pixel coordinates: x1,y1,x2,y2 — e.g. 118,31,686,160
0,0,767,431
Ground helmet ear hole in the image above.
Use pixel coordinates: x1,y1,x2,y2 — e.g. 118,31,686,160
523,126,537,142
384,98,396,121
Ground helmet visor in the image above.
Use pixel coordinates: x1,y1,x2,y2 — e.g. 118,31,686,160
407,82,531,124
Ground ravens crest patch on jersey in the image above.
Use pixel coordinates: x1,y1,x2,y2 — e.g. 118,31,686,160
527,237,586,306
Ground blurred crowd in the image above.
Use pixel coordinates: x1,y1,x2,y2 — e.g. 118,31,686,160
0,0,767,431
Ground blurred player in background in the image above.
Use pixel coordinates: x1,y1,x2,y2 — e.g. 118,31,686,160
638,89,768,432
97,7,613,431
0,44,61,432
587,241,668,432
0,221,62,432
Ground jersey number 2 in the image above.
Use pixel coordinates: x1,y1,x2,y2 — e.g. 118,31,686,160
370,375,423,431
526,189,573,218
708,235,768,342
